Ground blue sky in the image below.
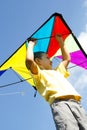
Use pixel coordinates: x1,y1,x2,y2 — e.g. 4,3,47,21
0,0,87,130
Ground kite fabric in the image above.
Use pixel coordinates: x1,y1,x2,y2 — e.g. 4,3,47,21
0,12,87,87
0,70,7,76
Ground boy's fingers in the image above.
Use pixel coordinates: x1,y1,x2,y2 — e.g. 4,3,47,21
27,37,37,42
55,34,62,37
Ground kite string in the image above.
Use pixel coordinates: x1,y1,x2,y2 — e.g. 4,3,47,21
0,91,25,96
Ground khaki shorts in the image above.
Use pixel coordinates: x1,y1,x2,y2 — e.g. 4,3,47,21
50,99,87,130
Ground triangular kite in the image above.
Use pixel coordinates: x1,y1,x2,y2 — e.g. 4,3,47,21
0,13,87,87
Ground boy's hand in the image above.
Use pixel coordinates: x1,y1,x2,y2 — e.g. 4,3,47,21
55,34,63,43
26,38,37,48
27,37,37,42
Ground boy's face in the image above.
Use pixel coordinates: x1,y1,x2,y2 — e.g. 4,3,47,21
36,53,52,70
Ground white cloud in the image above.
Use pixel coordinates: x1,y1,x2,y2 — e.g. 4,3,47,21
83,0,87,7
69,68,87,91
74,72,87,89
77,24,87,53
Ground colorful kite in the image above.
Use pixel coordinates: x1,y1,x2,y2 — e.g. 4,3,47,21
0,12,87,88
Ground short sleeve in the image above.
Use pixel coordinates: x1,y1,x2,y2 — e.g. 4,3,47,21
30,65,41,86
55,63,70,78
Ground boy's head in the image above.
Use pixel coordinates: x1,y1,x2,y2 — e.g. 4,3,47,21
34,51,45,61
34,51,52,70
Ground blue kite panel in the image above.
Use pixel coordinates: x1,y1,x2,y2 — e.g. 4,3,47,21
32,17,55,52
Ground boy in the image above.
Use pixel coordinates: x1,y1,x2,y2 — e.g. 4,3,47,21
26,35,87,130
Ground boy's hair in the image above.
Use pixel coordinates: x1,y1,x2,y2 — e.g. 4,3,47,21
34,51,45,60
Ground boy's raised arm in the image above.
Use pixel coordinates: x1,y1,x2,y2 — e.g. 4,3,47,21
26,39,38,74
55,34,71,69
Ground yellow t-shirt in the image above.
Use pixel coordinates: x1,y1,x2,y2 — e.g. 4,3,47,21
31,63,81,104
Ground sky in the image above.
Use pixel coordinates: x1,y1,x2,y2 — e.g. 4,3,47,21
0,0,87,130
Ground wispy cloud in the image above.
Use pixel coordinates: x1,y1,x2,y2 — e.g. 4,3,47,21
83,0,87,7
69,67,87,91
74,72,87,90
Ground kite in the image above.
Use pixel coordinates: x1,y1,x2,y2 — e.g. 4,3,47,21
0,12,87,88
